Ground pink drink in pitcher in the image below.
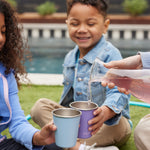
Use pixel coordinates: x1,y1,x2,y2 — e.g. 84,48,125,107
90,58,150,103
93,69,150,103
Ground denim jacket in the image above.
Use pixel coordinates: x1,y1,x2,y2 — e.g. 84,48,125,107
60,36,130,126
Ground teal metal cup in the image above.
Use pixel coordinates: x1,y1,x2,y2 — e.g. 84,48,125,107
52,108,82,148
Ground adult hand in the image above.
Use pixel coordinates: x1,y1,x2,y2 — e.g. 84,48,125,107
33,123,56,146
103,55,142,69
101,55,142,94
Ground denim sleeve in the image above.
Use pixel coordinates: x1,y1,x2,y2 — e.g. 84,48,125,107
102,86,130,126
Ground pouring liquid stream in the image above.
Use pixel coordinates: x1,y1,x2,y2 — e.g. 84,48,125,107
88,58,105,103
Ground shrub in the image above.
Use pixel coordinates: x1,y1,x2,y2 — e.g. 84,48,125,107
7,0,17,9
122,0,148,16
36,1,57,16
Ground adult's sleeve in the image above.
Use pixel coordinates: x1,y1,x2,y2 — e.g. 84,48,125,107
139,52,150,69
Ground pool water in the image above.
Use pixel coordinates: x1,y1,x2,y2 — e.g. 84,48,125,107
25,47,69,74
25,46,149,74
25,55,64,74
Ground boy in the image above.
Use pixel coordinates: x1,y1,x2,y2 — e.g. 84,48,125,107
31,0,131,150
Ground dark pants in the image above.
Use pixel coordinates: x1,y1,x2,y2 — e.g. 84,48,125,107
0,138,28,150
0,138,62,150
43,143,63,150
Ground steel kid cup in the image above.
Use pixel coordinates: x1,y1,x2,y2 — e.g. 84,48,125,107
70,101,98,139
52,108,82,148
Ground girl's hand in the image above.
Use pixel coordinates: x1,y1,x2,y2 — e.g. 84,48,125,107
88,106,116,135
33,123,56,146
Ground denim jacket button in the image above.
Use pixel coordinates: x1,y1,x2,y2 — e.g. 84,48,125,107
80,61,86,65
66,82,69,85
76,92,82,96
78,78,83,82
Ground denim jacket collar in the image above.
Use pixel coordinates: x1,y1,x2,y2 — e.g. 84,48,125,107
84,35,106,64
64,35,106,67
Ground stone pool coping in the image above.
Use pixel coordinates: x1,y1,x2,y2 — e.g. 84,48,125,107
20,73,63,85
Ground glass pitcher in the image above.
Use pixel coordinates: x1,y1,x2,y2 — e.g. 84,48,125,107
90,57,150,104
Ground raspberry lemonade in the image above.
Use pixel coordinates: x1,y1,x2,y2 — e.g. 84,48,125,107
89,58,150,104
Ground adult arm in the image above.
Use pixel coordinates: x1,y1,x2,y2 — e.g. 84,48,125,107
101,52,150,93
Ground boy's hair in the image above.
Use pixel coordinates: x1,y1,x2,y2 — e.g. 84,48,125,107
66,0,109,18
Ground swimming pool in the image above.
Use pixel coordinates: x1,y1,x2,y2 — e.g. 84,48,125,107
25,39,150,74
25,47,137,74
25,47,70,74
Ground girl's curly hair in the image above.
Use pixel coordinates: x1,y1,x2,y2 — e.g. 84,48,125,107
0,0,31,88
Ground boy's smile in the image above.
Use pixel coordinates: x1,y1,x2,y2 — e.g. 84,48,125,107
66,3,109,58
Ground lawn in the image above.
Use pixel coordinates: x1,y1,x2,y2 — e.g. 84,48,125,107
2,84,150,150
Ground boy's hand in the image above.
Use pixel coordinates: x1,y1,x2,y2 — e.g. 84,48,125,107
88,106,116,135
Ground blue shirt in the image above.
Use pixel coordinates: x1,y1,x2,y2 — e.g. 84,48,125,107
60,36,131,125
0,63,42,150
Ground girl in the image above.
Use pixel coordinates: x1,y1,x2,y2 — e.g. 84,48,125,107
0,0,57,149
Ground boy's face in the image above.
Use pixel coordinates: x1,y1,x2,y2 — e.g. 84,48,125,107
66,3,109,55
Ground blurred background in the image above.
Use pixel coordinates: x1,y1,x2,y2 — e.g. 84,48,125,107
10,0,150,14
8,0,150,74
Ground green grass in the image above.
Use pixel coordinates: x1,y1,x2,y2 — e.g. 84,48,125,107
2,84,150,149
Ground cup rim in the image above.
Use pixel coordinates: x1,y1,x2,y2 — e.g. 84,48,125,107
52,108,82,118
69,101,98,111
